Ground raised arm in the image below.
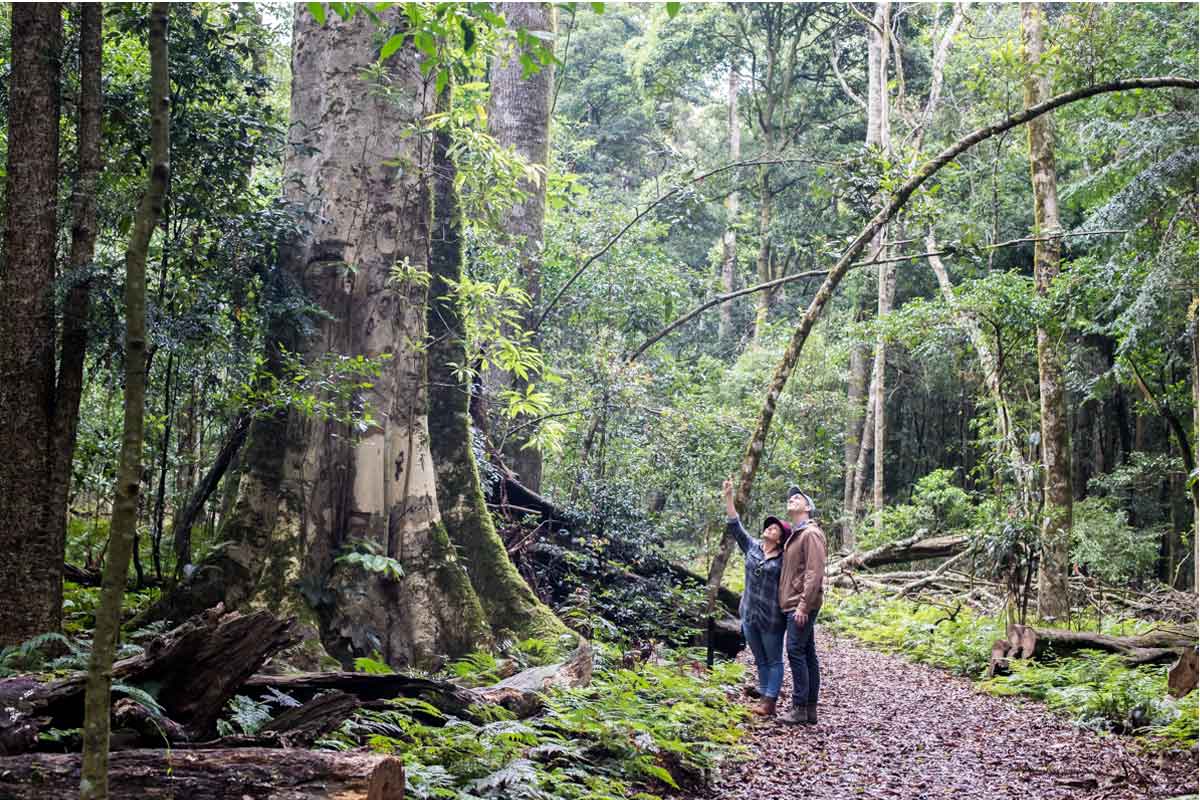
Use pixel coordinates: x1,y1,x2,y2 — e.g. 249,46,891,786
723,478,752,554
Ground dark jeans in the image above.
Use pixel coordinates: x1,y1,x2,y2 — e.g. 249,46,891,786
785,609,819,708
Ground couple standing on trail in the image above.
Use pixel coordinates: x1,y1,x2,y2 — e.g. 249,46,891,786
722,479,827,724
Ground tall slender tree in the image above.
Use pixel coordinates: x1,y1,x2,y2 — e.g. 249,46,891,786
1022,2,1072,620
53,3,104,596
0,2,63,646
719,67,741,345
490,2,556,492
80,5,170,797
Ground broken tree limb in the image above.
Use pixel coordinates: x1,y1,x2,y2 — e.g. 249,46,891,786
0,748,399,800
831,533,971,573
897,548,975,596
706,75,1198,615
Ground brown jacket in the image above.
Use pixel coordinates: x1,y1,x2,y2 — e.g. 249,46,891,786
779,521,827,614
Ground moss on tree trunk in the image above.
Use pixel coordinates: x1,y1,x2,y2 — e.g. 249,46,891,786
427,85,570,645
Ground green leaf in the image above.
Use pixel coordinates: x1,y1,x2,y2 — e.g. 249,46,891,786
380,33,405,61
590,2,605,12
435,68,449,97
306,2,326,25
413,30,437,57
665,1,682,19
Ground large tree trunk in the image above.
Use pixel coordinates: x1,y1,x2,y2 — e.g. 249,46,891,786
490,2,555,492
1022,3,1072,622
719,67,741,345
50,4,103,608
80,6,170,797
427,86,569,643
144,7,492,668
0,2,63,646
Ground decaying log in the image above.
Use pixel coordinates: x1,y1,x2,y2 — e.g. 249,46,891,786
0,606,300,755
241,672,480,719
475,640,594,718
0,748,401,799
1167,648,1198,698
831,533,971,573
988,623,1197,676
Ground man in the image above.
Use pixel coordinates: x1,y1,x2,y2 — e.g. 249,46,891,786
777,485,827,725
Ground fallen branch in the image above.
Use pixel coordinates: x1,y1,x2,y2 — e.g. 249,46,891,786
831,533,971,573
0,748,402,800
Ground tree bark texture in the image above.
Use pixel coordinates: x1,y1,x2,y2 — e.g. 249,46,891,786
49,3,103,609
0,1,63,646
80,5,169,797
868,1,893,531
701,75,1199,607
158,7,491,668
490,2,555,492
427,86,569,643
0,749,398,800
1021,3,1072,622
719,67,741,344
841,301,870,547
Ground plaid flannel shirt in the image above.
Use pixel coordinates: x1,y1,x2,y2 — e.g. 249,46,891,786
728,515,786,633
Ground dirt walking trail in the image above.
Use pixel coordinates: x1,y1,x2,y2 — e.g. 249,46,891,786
714,629,1197,800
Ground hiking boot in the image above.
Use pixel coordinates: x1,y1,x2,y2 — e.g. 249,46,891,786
742,683,762,699
750,697,777,717
777,705,807,725
805,703,818,725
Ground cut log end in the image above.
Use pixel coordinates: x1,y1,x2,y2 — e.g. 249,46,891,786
367,757,406,800
1168,647,1199,699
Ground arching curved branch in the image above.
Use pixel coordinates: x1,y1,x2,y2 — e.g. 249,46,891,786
703,75,1199,614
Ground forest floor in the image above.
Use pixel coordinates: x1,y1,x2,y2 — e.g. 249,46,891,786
713,628,1197,800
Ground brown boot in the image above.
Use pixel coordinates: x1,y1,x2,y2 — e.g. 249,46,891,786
751,697,777,717
805,703,818,725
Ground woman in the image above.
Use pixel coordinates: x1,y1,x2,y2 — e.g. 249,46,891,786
722,477,788,717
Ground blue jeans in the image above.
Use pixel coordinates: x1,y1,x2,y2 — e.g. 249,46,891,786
786,609,819,708
742,622,785,700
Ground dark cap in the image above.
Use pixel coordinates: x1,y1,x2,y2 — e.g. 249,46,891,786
762,515,791,536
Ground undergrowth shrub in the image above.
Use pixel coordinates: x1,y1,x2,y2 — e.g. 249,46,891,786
319,641,747,799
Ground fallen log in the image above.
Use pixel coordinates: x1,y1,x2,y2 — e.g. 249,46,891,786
0,606,300,754
476,640,594,717
0,748,402,799
831,533,971,573
988,623,1197,676
241,672,480,718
